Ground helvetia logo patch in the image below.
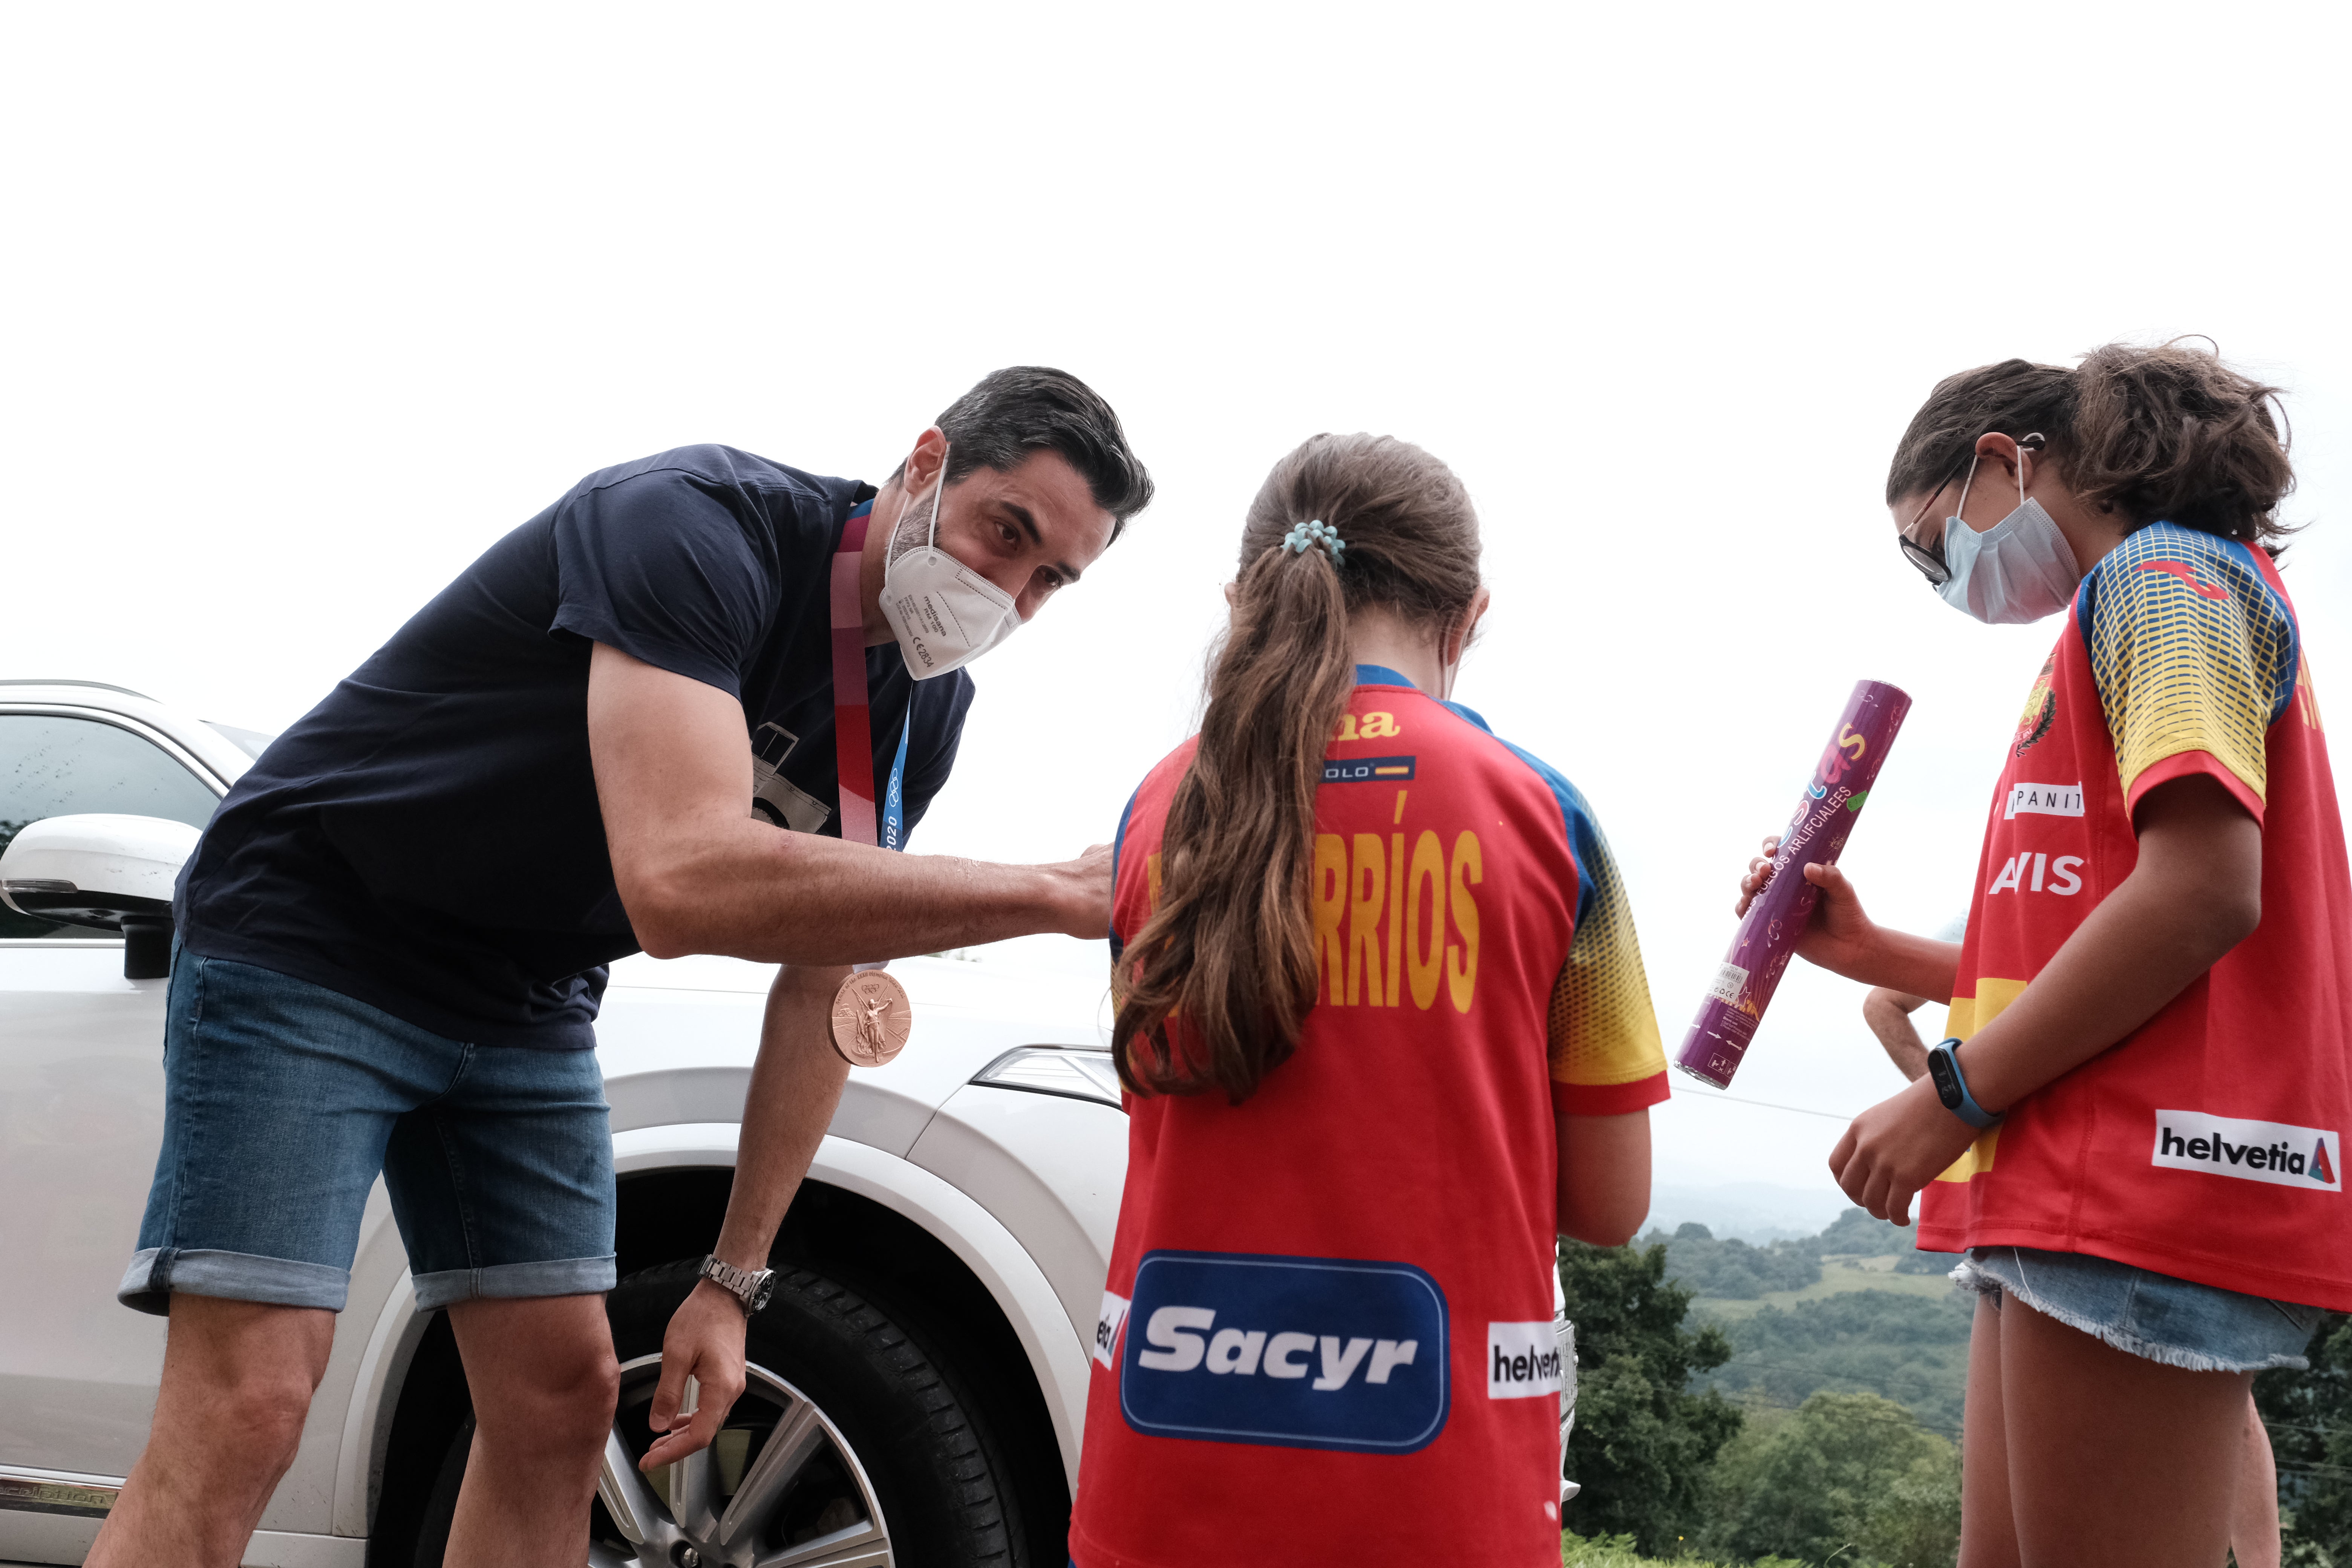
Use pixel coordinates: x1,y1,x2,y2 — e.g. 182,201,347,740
2151,1110,2342,1193
1094,1289,1131,1369
1486,1321,1564,1399
1119,1250,1449,1454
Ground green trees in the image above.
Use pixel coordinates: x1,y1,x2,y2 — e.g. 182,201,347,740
1800,1209,1963,1277
1629,1206,1966,1306
1705,1292,1975,1433
2257,1311,2352,1564
1561,1216,1969,1562
1558,1235,1746,1553
1644,1223,1822,1299
1700,1392,1962,1567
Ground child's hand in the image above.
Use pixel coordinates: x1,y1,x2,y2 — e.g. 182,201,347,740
1827,1076,1981,1225
1733,835,1787,917
1734,835,1880,976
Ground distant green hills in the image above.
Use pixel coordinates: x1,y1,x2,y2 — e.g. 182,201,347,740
1648,1209,1972,1434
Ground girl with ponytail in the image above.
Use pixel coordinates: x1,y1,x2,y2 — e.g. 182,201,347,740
1743,341,2351,1566
1069,434,1666,1568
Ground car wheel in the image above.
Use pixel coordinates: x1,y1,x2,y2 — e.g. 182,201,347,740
406,1257,1032,1567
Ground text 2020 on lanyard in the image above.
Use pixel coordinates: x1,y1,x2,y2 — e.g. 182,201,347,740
826,501,914,1069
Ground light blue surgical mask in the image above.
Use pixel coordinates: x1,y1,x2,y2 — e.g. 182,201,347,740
1935,436,2080,625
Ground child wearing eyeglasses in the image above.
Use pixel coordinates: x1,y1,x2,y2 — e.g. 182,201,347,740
1742,341,2346,1568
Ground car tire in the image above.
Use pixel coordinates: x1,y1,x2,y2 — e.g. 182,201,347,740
404,1256,1033,1567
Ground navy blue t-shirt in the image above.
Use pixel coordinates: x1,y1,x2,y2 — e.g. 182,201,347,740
177,446,974,1049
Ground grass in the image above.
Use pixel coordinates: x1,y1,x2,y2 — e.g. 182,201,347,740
1561,1531,1712,1565
1560,1531,1786,1566
1688,1254,1959,1322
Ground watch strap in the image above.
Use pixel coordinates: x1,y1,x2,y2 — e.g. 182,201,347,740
698,1254,776,1315
1927,1038,2003,1130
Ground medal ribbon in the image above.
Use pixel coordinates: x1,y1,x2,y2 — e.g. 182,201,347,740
830,501,913,853
827,499,916,1041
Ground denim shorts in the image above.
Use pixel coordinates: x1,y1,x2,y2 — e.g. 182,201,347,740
119,948,617,1316
1955,1245,2323,1373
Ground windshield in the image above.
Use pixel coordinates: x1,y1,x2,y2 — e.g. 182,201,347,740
203,721,277,759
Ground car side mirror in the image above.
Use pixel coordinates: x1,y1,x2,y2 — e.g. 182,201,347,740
0,814,201,980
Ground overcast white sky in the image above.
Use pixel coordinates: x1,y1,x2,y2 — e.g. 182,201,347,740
7,3,2350,1201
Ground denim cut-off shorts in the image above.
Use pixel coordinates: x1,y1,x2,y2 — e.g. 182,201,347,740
119,948,618,1316
1955,1245,2324,1373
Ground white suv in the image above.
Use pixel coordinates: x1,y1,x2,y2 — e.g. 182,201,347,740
0,680,1129,1568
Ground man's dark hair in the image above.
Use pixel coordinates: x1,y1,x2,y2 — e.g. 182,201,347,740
902,366,1155,540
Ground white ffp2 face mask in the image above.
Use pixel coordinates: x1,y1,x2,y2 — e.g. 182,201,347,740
878,443,1023,680
1936,440,2081,625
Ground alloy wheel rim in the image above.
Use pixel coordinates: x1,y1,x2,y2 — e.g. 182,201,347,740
590,1351,892,1568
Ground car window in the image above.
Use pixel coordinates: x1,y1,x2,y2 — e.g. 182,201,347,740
0,713,222,939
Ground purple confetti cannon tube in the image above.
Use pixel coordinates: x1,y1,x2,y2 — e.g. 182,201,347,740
1675,679,1913,1089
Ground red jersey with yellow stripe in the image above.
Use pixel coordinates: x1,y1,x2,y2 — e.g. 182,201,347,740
1069,668,1667,1568
1916,524,2352,1310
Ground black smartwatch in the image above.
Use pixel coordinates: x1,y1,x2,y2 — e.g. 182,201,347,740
698,1255,777,1316
1925,1039,2003,1130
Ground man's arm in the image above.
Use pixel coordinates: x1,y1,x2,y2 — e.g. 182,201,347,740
1861,988,1932,1082
588,643,1109,961
640,963,851,1470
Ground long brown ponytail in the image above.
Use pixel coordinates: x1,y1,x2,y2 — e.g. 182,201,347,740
1885,339,2296,550
1113,433,1482,1102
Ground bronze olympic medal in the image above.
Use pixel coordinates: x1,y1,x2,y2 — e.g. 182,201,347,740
829,969,911,1067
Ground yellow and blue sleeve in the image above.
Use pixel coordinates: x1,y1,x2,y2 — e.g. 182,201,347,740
1466,716,1669,1116
1546,808,1669,1115
2081,524,2297,822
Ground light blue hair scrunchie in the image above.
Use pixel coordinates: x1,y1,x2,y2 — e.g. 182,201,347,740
1280,518,1346,561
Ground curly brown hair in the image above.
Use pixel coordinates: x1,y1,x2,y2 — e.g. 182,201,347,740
1885,340,2296,551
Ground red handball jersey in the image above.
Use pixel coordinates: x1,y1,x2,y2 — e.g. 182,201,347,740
1917,524,2352,1310
1068,668,1668,1568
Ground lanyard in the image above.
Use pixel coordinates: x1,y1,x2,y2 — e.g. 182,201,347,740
830,501,912,851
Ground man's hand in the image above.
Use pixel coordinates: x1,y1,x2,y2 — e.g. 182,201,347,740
588,643,1121,964
1054,842,1114,938
1828,1075,1981,1226
637,965,848,1472
641,1281,749,1472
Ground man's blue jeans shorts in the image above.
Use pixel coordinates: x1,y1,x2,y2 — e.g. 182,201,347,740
119,948,618,1316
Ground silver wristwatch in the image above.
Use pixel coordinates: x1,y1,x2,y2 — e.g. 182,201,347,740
698,1255,777,1316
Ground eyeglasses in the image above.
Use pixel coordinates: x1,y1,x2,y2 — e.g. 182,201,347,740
1896,455,1969,587
1896,433,2045,588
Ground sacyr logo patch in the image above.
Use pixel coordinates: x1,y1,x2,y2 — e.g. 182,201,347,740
1119,1250,1449,1454
1486,1321,1564,1399
2151,1110,2342,1192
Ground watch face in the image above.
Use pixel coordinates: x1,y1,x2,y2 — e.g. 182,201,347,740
1928,1051,1963,1109
747,1274,777,1314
